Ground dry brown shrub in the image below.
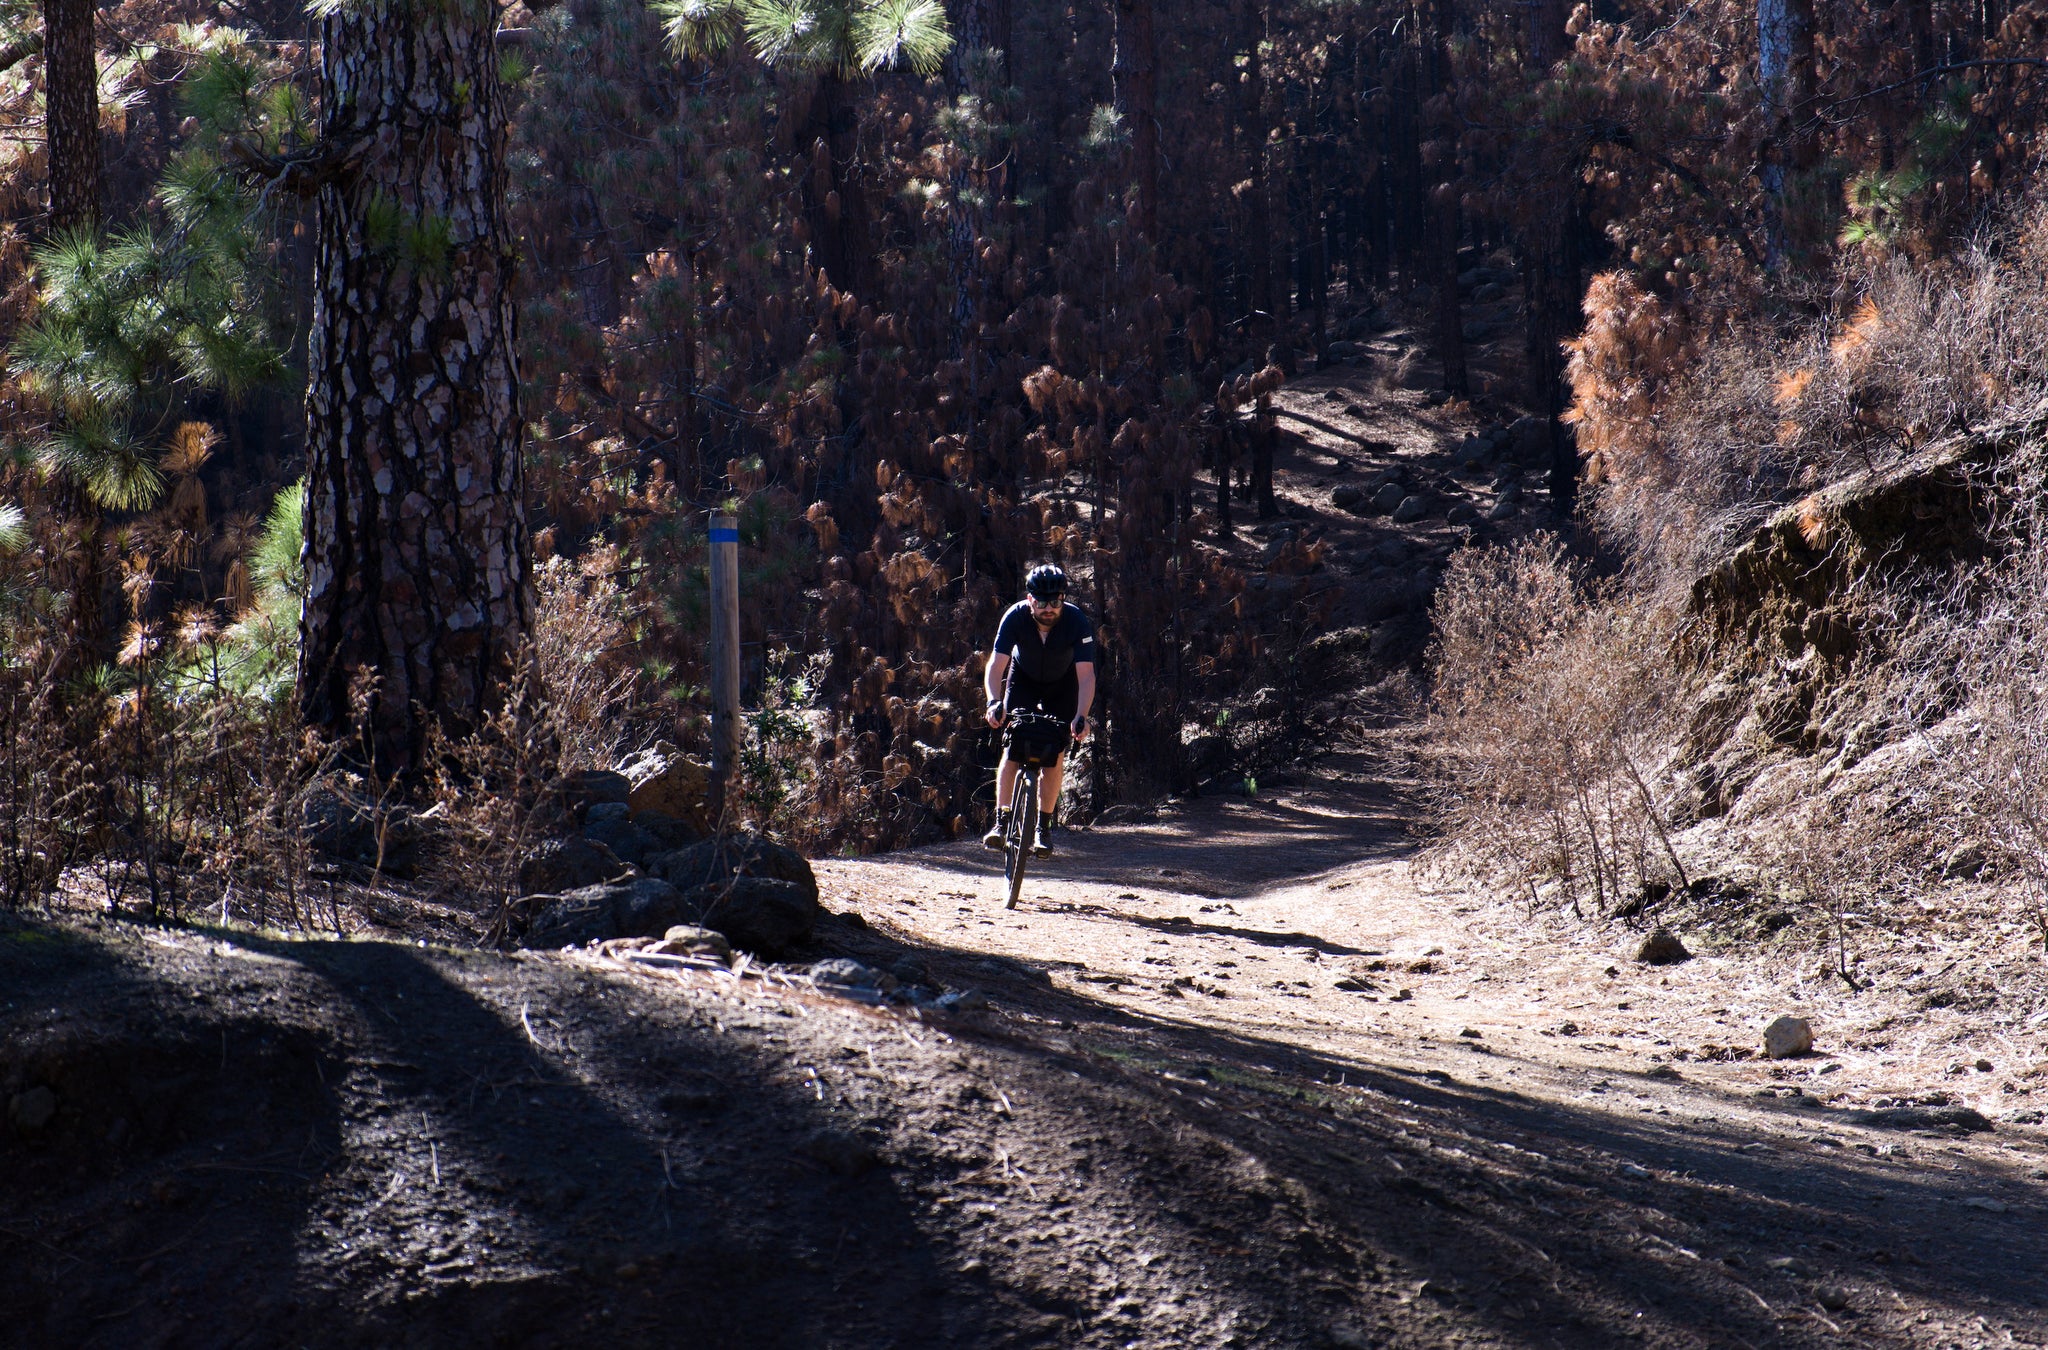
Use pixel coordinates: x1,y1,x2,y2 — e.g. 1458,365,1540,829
1425,536,1693,918
1943,500,2048,950
530,547,645,772
0,647,89,909
1571,205,2048,588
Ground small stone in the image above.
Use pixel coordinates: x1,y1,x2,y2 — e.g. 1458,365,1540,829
1960,1196,2010,1213
935,989,989,1013
1764,1016,1815,1060
1816,1286,1852,1311
9,1086,57,1133
1767,1256,1813,1277
1645,1063,1682,1081
811,958,898,993
1635,927,1692,965
1331,484,1365,509
1333,977,1374,993
1975,1058,1994,1072
652,925,731,959
1458,1027,1483,1039
1391,494,1429,523
1619,1163,1652,1179
1371,482,1407,514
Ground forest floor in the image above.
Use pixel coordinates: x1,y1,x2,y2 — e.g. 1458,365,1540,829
9,342,2048,1349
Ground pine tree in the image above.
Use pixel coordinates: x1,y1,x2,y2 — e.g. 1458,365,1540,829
297,0,532,775
39,0,96,230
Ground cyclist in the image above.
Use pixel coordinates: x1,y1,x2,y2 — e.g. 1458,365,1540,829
983,564,1096,855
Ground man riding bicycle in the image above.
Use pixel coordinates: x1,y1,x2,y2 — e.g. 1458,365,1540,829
983,564,1096,856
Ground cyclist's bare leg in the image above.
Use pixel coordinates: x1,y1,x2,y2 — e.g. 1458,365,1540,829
1041,756,1063,816
995,752,1020,817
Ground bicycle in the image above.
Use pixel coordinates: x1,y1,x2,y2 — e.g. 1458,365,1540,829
995,711,1071,910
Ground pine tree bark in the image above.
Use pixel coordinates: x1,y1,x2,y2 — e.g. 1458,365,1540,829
1112,0,1157,238
946,0,1008,360
1758,0,1815,270
300,0,531,776
41,0,97,230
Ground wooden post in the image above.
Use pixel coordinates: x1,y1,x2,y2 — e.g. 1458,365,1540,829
709,513,742,787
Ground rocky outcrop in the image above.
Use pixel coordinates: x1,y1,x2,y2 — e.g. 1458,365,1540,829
515,831,821,957
1673,426,2010,817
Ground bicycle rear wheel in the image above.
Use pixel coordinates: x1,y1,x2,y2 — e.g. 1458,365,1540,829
1004,773,1037,910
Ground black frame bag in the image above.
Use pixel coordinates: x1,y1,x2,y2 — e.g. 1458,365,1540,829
1004,712,1071,769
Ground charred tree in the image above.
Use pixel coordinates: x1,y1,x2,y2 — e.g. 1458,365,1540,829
299,0,532,775
1112,0,1158,238
41,0,98,231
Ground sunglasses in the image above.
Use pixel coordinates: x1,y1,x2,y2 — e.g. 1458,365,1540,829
1029,595,1063,608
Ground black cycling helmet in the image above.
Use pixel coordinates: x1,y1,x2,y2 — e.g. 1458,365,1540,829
1024,563,1067,600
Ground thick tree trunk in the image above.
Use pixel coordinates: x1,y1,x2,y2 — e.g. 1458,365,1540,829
1112,0,1157,238
945,0,1009,363
1758,0,1815,270
41,0,97,230
300,0,531,776
1237,0,1273,331
805,76,869,296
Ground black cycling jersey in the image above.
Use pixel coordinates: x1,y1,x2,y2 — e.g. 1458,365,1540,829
990,601,1097,684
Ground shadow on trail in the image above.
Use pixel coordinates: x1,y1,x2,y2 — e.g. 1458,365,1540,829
2,914,989,1349
1032,900,1390,959
819,913,2048,1349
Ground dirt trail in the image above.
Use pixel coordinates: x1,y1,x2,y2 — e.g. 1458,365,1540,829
9,347,2048,1347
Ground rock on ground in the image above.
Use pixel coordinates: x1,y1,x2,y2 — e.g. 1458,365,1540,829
1763,1015,1814,1059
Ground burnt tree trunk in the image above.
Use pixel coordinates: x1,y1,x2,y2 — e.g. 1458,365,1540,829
1113,0,1157,238
946,0,1009,360
300,0,531,776
41,0,98,231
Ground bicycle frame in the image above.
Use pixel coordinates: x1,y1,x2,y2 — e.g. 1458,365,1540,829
1003,763,1039,910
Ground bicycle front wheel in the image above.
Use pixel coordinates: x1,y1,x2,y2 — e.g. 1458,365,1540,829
1005,774,1037,910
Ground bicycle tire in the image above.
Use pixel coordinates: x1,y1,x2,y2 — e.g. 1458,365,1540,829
1005,772,1036,910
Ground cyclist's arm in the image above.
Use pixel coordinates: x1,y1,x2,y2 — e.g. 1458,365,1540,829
984,651,1011,723
1073,660,1096,737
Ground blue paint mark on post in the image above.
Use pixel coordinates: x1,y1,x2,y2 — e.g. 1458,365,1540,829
710,527,740,543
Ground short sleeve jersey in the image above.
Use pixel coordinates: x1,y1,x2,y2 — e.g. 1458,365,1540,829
991,601,1097,684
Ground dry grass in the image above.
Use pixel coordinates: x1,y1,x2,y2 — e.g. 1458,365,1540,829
1571,205,2048,588
1424,535,1693,918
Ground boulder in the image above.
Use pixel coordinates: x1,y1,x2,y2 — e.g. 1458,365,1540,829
693,876,819,957
633,810,703,853
1371,482,1407,514
649,832,818,906
1331,484,1365,510
304,789,419,877
518,837,630,897
583,815,654,868
617,747,715,835
523,877,687,949
1508,415,1551,465
1763,1015,1814,1060
561,769,631,819
1391,494,1429,524
1183,734,1232,780
1635,927,1692,965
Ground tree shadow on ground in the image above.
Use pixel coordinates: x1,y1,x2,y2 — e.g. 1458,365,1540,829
817,913,2048,1349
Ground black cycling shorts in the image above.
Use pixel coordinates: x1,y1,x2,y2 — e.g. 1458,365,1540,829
1004,670,1079,725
